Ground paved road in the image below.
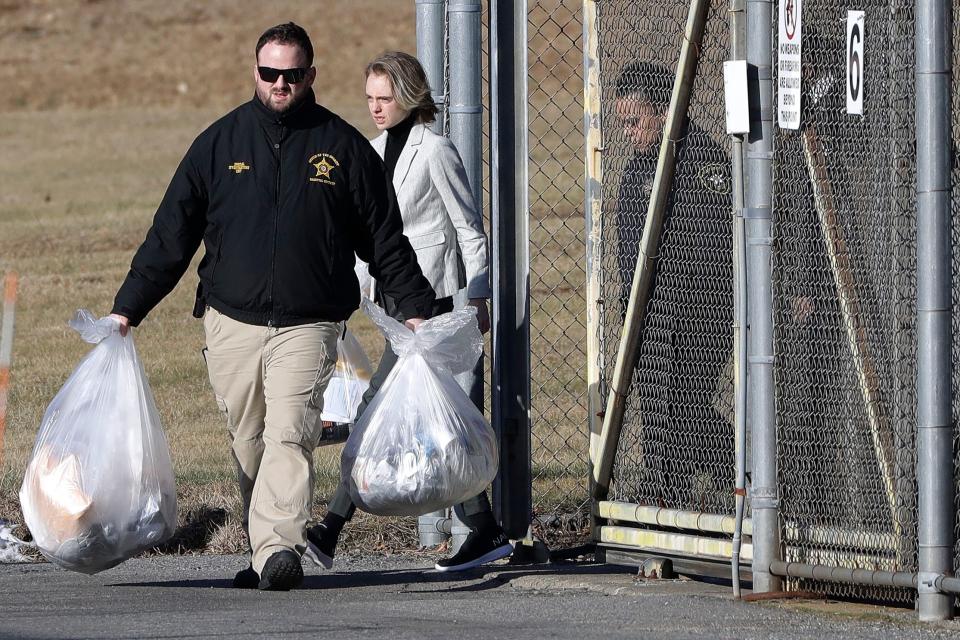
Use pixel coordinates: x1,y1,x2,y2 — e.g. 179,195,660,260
1,554,959,639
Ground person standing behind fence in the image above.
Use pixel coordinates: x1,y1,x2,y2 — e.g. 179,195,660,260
109,23,436,591
306,51,514,573
613,61,736,507
613,61,732,313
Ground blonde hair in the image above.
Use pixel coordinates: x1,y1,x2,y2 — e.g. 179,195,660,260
365,51,438,124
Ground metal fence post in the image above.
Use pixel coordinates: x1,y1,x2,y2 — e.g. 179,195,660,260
490,0,532,540
447,0,484,552
417,0,448,135
915,0,954,620
728,0,749,598
416,0,451,548
745,0,781,593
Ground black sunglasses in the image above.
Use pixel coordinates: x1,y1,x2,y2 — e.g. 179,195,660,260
257,66,309,84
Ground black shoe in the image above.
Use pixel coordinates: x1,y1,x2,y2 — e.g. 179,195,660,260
434,530,513,572
257,550,303,591
233,564,259,589
304,522,338,569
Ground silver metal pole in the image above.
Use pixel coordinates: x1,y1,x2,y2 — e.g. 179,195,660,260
447,0,484,552
771,560,919,590
773,560,960,596
915,0,954,620
448,0,483,209
417,0,448,135
490,0,532,540
728,0,748,600
416,0,451,548
745,0,781,593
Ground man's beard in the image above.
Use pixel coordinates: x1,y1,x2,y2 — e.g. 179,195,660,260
258,87,305,114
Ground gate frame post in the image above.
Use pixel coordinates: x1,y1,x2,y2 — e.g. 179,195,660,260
745,0,782,594
915,0,954,620
583,0,605,541
489,0,533,540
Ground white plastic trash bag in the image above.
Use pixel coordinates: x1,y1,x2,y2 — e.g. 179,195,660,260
19,310,177,574
341,298,498,516
320,329,373,424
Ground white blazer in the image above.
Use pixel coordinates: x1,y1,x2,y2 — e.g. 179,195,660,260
370,123,491,300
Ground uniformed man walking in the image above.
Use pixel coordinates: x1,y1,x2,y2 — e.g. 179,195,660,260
110,22,435,591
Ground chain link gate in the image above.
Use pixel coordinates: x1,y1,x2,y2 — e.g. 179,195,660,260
587,0,959,610
433,0,958,599
591,0,738,549
771,0,919,603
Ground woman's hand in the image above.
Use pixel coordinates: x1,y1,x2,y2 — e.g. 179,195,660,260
467,298,490,334
109,313,130,336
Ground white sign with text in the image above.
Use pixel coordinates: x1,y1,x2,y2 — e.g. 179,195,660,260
777,0,802,129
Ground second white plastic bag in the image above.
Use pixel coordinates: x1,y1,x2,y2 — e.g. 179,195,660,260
19,310,177,574
340,298,498,516
320,329,373,424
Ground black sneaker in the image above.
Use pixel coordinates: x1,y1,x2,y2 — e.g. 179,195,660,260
434,530,513,572
233,564,259,589
304,522,338,569
257,550,303,591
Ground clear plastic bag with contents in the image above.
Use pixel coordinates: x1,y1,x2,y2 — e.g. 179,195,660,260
341,299,498,516
19,310,177,574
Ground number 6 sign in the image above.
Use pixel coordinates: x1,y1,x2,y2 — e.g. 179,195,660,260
847,11,865,115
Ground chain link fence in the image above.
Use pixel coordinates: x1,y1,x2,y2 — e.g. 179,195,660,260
589,0,960,607
443,0,958,581
595,0,736,517
952,0,960,586
771,0,919,603
456,1,589,549
524,0,590,546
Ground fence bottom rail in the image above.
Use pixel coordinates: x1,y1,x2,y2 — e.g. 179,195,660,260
770,560,960,595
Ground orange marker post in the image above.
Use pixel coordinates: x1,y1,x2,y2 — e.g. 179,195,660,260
0,271,18,472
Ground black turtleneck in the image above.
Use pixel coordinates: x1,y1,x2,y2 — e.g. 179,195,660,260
383,113,417,180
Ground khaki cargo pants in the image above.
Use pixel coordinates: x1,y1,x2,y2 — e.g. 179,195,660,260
202,307,340,574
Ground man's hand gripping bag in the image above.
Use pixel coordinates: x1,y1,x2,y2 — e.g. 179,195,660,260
341,299,498,516
19,311,177,574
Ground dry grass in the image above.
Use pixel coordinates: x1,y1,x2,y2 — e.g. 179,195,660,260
0,0,591,558
0,0,429,557
0,0,416,114
0,103,402,556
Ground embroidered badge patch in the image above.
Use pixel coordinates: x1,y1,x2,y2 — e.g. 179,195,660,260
308,153,340,185
698,162,731,194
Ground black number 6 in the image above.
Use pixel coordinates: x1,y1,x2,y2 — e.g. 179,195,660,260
849,23,862,102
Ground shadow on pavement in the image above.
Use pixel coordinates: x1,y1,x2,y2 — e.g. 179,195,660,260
106,559,629,592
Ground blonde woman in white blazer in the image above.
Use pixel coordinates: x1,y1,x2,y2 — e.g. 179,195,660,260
369,114,491,321
307,51,511,575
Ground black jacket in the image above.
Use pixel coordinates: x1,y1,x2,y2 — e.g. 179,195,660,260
113,91,435,327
